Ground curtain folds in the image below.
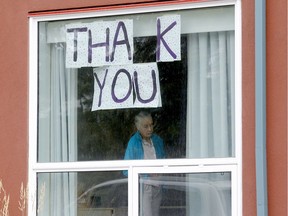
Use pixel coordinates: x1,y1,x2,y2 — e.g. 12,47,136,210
38,43,77,216
187,31,234,158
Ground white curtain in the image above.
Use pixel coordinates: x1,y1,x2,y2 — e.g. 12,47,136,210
38,43,77,216
187,31,235,158
186,31,234,216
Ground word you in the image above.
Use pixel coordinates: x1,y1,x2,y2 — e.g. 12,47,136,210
92,63,161,111
66,15,181,68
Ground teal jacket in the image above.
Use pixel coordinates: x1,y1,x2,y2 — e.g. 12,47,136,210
123,131,165,176
124,131,165,160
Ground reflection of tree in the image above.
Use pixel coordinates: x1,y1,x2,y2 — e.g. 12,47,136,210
134,36,187,158
77,36,187,160
157,60,187,158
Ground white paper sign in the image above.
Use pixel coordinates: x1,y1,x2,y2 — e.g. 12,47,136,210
156,15,181,62
92,63,162,111
66,20,133,68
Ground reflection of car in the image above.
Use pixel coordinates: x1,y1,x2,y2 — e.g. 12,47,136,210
78,178,128,208
78,176,231,216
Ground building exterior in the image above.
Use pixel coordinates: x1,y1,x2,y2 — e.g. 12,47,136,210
0,0,287,215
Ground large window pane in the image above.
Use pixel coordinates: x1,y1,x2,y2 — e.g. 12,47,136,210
38,6,235,162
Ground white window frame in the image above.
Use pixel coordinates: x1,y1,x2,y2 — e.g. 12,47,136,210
28,0,242,215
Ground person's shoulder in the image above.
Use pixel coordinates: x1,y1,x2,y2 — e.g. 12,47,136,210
128,131,141,143
152,133,163,143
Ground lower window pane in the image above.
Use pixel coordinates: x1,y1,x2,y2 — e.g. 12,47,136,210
37,171,128,216
139,172,231,216
36,171,231,216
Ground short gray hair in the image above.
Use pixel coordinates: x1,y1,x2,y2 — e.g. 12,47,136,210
135,111,152,127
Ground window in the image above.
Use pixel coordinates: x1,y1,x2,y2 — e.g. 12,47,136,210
29,1,242,216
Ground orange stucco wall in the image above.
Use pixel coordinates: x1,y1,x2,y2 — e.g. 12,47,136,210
241,0,256,215
0,1,29,215
2,0,286,215
28,0,169,13
266,0,288,215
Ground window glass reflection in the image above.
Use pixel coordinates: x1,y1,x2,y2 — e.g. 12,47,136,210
37,171,128,216
37,171,231,216
139,172,231,216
